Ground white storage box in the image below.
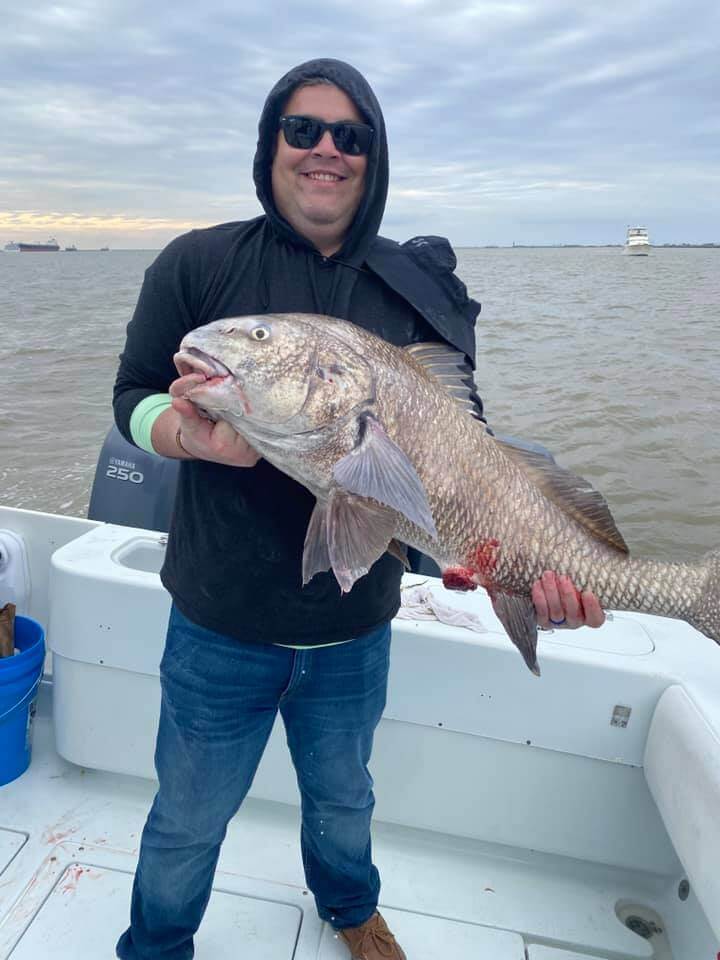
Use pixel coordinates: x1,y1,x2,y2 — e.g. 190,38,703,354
49,525,171,777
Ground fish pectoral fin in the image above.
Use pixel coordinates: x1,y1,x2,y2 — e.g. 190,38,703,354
490,592,541,676
327,489,398,593
302,500,332,585
333,415,438,539
388,538,411,570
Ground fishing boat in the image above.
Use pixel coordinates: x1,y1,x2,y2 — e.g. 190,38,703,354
2,242,20,253
64,246,77,252
17,239,60,253
624,227,651,256
0,429,718,959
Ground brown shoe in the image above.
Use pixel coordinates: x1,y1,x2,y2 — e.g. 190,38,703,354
337,911,407,959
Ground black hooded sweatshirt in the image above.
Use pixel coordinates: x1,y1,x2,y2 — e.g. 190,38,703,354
113,58,481,645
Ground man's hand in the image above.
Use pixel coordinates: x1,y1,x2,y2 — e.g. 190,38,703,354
152,373,261,467
532,571,605,629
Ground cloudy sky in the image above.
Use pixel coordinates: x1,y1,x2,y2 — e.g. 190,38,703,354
2,0,718,249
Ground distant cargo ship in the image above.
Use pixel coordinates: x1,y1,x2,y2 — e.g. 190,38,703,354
18,238,60,252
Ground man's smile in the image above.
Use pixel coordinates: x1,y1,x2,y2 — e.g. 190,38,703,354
301,170,347,183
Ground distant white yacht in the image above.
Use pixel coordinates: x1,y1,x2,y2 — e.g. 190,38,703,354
624,226,650,255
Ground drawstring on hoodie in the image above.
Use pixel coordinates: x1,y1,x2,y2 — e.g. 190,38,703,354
308,255,323,313
257,233,277,310
312,251,367,316
315,252,367,276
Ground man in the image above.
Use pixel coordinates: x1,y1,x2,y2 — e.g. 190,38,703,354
113,58,604,960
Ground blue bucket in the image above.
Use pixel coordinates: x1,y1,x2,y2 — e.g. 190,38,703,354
0,615,45,787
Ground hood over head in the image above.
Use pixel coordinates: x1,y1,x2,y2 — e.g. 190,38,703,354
253,58,388,265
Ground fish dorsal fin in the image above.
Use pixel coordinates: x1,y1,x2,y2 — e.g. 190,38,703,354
496,438,630,554
404,342,483,419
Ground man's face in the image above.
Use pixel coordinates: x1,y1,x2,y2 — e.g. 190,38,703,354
271,84,368,256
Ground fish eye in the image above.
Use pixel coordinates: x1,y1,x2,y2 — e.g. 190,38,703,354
250,324,271,342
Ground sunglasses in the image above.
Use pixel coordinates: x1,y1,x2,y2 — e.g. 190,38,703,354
279,115,374,157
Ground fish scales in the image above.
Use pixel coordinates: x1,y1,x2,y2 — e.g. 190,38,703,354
174,312,720,673
371,347,701,619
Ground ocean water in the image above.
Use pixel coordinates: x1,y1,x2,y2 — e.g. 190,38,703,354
0,246,718,561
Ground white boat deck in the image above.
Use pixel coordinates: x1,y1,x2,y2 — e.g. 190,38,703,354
0,684,686,959
1,506,719,958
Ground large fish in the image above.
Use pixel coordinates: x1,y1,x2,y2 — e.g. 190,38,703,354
174,313,720,674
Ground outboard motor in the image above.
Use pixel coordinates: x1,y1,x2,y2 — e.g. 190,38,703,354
88,426,179,532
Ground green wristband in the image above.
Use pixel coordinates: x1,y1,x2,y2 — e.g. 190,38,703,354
129,394,173,454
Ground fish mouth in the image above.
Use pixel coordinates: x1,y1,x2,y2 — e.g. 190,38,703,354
174,346,253,417
174,347,232,386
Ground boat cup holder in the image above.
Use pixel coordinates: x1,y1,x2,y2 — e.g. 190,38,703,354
110,536,167,575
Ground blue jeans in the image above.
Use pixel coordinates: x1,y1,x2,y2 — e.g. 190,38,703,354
116,605,391,959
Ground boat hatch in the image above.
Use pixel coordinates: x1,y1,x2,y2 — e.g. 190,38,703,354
0,828,27,874
319,912,526,957
6,859,302,959
527,949,617,959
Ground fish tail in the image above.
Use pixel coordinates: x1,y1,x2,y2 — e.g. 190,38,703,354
688,548,720,643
